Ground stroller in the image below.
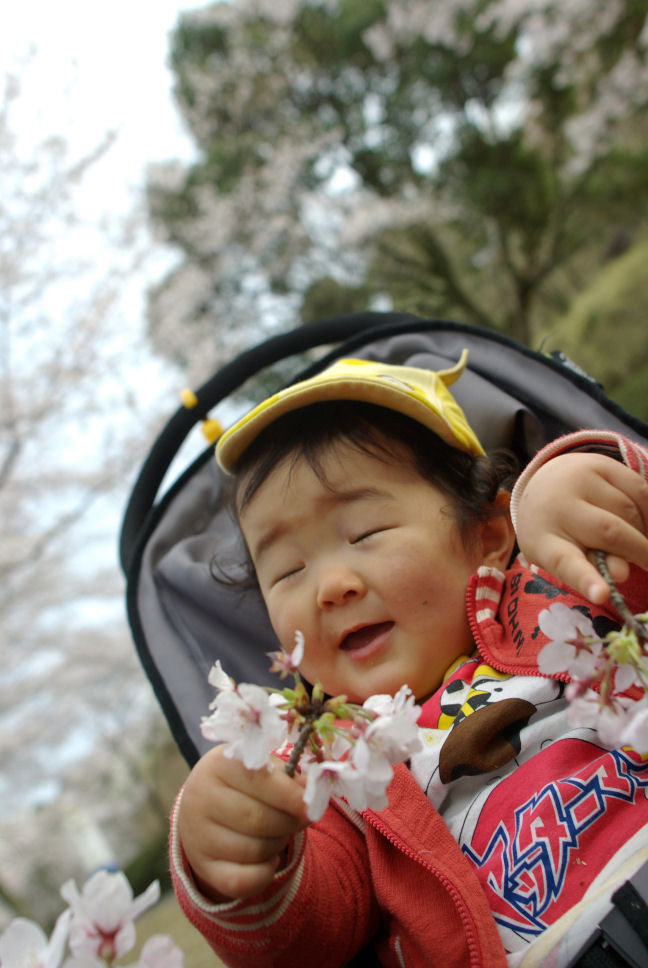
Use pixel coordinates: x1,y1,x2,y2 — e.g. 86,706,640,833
119,310,648,968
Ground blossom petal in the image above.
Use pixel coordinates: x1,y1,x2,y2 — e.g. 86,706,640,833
614,662,639,694
62,872,160,962
0,918,50,965
135,934,185,968
537,602,595,642
621,701,648,754
63,954,105,968
292,630,305,666
537,638,570,676
203,683,287,769
302,759,365,820
125,880,161,922
208,660,236,694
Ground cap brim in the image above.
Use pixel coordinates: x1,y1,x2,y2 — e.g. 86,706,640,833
217,371,482,472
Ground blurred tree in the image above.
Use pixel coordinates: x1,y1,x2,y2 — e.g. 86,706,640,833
0,66,177,914
148,0,648,380
0,715,188,926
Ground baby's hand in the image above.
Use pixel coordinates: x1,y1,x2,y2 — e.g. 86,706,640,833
515,452,648,604
179,744,309,902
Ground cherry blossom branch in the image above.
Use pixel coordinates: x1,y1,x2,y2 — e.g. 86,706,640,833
537,555,648,751
595,549,648,643
200,632,423,821
285,709,320,778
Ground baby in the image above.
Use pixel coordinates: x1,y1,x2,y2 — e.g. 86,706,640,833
171,354,648,968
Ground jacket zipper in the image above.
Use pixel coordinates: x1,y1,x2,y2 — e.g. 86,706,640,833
364,810,487,967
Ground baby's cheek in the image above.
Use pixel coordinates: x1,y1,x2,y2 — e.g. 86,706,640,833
385,555,427,595
266,608,295,654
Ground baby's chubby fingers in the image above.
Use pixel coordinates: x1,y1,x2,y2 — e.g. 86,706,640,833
183,745,308,820
542,539,628,605
515,452,648,603
534,510,647,603
178,745,309,902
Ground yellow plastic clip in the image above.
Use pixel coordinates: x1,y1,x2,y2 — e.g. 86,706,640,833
201,417,224,444
180,388,199,409
180,389,223,443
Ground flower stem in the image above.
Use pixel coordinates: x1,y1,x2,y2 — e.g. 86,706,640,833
285,716,316,777
595,550,647,642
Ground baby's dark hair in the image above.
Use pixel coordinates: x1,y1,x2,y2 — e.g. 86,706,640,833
232,398,517,539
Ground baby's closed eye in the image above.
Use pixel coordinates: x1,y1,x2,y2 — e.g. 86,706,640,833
273,563,305,584
351,526,394,544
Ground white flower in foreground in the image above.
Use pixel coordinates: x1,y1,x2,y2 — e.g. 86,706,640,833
537,603,601,678
63,934,184,968
267,630,306,679
0,910,70,968
293,630,305,663
362,686,422,764
132,934,185,968
567,690,634,749
60,871,160,963
199,645,422,819
620,699,648,754
362,685,412,716
201,682,287,770
302,758,366,821
63,953,105,968
349,740,394,812
207,660,236,696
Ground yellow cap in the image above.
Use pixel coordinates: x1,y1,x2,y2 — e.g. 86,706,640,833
216,351,484,473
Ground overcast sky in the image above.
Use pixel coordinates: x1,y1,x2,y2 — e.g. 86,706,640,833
2,0,212,214
0,4,226,826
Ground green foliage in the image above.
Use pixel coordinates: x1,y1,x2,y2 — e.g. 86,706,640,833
149,0,648,379
295,0,386,69
544,237,648,420
170,20,227,114
301,275,371,324
426,19,516,108
614,366,648,426
447,131,557,239
171,20,228,74
584,144,648,216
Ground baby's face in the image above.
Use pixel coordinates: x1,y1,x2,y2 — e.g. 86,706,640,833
239,443,489,703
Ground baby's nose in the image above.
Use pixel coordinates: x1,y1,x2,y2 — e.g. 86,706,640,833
316,563,365,609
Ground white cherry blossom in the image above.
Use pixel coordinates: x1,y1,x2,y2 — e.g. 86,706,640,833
63,933,184,968
620,699,648,754
201,647,422,819
0,910,70,968
267,630,305,679
60,871,160,963
132,934,185,968
613,660,641,694
537,603,601,679
201,682,287,770
361,686,422,764
348,740,394,812
567,691,635,749
207,660,236,694
302,758,367,820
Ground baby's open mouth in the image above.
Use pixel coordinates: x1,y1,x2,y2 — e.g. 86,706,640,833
340,621,394,652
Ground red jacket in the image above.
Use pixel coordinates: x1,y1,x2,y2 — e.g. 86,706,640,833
170,764,507,968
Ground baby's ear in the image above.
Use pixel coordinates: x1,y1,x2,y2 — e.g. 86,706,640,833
479,491,516,569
